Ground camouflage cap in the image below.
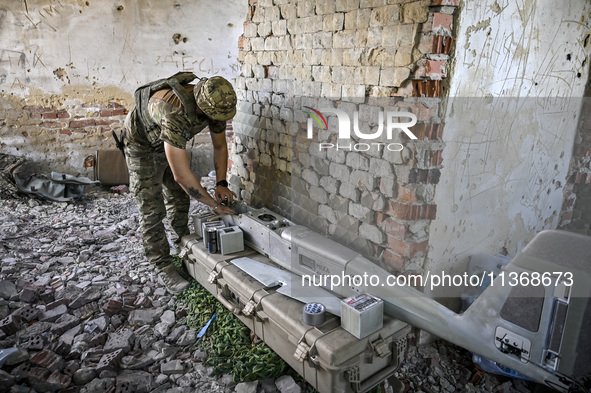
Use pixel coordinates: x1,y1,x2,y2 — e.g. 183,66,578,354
195,76,237,121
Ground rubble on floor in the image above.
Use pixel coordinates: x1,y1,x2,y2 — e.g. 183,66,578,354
0,190,538,393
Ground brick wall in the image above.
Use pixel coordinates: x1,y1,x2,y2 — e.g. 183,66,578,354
0,99,232,180
0,100,128,175
230,0,459,273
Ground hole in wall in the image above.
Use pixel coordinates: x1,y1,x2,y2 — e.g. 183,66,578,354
584,34,590,48
117,5,124,11
567,53,572,61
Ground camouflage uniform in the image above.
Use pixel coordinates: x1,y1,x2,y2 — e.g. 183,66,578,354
123,76,233,269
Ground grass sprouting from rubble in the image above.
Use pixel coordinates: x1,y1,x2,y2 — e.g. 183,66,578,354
173,256,290,383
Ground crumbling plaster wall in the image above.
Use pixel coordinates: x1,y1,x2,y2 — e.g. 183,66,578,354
425,0,591,294
0,0,245,176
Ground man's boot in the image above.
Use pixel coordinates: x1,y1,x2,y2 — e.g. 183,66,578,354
158,264,190,294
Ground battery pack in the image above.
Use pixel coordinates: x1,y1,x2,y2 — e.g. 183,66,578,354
341,293,384,339
192,212,218,237
202,221,225,252
217,226,244,255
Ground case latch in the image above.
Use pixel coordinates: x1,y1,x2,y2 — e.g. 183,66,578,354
242,300,257,316
371,338,391,358
293,342,311,363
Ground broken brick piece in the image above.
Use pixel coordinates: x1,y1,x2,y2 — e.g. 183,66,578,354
0,315,21,335
133,296,151,309
14,305,41,322
25,334,45,350
114,381,134,393
73,301,99,320
48,339,72,358
26,366,49,383
39,288,55,304
19,285,43,303
102,299,122,316
96,349,124,373
110,185,128,195
46,370,71,390
46,298,70,310
119,304,135,317
30,349,65,373
50,277,65,292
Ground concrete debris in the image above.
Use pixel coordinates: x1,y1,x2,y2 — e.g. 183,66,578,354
0,190,538,393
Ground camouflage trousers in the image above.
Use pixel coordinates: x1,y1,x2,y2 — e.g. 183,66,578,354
123,111,190,269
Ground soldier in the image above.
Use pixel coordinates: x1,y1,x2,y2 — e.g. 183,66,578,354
123,73,236,294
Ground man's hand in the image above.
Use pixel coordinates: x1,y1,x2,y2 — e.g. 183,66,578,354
216,185,236,205
164,142,235,215
213,202,235,215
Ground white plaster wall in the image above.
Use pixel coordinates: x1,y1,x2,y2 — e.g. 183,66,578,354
0,0,246,98
426,0,591,290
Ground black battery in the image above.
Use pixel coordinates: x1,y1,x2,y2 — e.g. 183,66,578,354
205,227,218,253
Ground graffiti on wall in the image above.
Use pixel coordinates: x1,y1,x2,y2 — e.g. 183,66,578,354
155,52,240,75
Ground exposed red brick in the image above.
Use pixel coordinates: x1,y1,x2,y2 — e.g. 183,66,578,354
429,150,443,166
387,236,429,258
433,13,453,32
411,123,443,140
69,119,96,128
384,218,409,239
432,35,454,55
100,109,113,117
42,112,58,119
375,212,386,227
426,60,447,79
386,201,437,220
238,35,245,49
248,5,256,20
412,80,441,98
560,210,574,226
112,108,127,116
383,250,404,273
398,185,418,204
57,111,70,119
59,129,72,135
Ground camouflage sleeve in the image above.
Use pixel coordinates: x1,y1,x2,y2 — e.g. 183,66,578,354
209,119,227,134
157,104,194,149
